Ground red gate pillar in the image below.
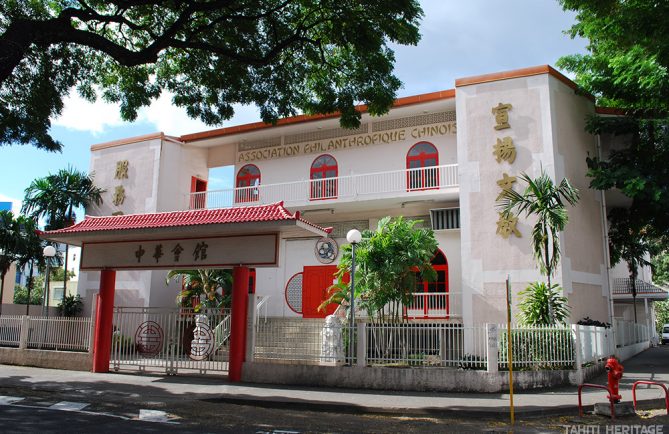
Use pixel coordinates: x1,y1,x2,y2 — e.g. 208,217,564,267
229,266,250,382
92,269,116,373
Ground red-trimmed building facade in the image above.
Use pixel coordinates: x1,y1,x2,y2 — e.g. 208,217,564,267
73,64,663,359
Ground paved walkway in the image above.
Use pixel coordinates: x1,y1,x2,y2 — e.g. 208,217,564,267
0,345,668,417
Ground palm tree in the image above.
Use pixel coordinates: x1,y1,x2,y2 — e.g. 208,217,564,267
166,269,233,311
497,169,580,322
22,167,104,301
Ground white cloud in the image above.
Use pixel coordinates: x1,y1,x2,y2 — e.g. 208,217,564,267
52,93,126,134
52,90,262,137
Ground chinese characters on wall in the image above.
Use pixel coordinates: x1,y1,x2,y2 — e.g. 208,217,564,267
491,103,521,239
112,160,129,208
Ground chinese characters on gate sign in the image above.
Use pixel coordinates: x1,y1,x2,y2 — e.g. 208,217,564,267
133,241,210,265
491,102,521,239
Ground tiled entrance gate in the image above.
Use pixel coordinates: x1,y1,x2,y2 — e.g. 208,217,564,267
110,307,230,375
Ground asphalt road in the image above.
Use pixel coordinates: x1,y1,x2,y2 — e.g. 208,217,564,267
2,368,669,433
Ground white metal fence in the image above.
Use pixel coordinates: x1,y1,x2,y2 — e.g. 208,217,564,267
27,316,92,351
577,325,614,365
498,324,575,369
111,307,231,375
254,318,487,369
364,322,487,368
187,164,459,210
0,315,92,352
253,319,652,372
614,319,649,347
0,315,22,347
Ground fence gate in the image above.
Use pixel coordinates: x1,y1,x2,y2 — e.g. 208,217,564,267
110,307,230,375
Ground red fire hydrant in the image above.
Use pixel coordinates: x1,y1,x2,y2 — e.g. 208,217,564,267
605,357,624,403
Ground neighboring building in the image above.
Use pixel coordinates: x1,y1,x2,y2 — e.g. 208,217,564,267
74,65,657,327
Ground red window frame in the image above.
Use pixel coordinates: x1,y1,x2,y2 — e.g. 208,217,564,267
235,164,261,203
406,142,440,191
309,154,338,200
189,176,208,209
404,249,449,320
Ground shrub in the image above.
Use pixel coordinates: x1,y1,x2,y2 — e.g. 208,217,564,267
57,294,83,317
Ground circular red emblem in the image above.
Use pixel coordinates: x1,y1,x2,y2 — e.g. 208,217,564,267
134,321,164,357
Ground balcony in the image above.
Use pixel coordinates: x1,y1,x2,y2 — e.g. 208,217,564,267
404,292,461,320
188,164,458,210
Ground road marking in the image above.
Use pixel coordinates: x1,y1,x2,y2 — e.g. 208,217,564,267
50,401,89,411
0,396,24,405
138,409,169,422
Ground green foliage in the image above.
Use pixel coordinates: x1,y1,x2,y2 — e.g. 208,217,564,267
517,282,571,326
655,300,669,335
558,0,669,112
167,269,233,311
0,1,423,151
558,0,669,252
320,216,438,322
22,166,104,230
50,267,75,281
57,294,83,317
652,250,669,286
497,169,580,288
13,283,43,305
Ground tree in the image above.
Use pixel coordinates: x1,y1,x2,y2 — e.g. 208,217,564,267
14,281,43,305
166,269,233,311
320,216,437,322
557,0,669,251
22,166,104,300
0,1,423,151
607,208,658,323
557,0,669,113
652,250,669,286
497,169,580,322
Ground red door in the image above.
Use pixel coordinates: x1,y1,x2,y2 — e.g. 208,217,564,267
302,265,339,318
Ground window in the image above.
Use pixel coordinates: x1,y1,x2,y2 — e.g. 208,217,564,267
406,142,439,191
235,164,261,203
405,250,449,319
310,154,338,200
430,208,460,230
285,272,303,314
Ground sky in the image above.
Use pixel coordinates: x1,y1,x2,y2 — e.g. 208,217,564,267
0,0,587,217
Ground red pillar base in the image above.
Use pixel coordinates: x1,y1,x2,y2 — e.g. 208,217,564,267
229,266,250,382
92,269,116,373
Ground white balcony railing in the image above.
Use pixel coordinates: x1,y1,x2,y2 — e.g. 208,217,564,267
404,292,461,319
188,164,458,210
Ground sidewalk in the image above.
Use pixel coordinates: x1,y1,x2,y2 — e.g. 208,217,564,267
1,346,668,417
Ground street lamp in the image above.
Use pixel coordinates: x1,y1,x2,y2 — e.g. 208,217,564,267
346,229,361,365
42,245,56,317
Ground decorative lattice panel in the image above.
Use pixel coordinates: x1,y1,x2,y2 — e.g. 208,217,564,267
371,111,456,132
285,273,303,314
284,124,368,145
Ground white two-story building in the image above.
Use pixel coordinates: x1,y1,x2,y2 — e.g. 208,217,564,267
76,65,665,329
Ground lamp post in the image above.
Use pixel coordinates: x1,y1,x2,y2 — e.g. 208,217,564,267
42,245,56,317
346,229,361,365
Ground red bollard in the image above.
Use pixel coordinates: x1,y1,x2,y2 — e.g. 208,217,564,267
632,381,669,415
605,357,624,403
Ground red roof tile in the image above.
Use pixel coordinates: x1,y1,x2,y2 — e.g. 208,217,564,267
44,202,331,235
